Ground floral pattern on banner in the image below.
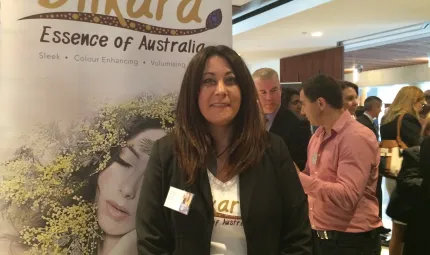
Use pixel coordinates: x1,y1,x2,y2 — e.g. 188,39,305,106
0,93,176,254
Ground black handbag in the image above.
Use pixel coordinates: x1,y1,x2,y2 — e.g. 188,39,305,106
386,187,414,223
386,146,421,223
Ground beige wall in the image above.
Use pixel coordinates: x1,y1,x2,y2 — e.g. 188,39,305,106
344,64,430,87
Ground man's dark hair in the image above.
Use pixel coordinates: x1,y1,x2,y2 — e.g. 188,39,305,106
301,74,343,109
339,81,359,95
363,96,382,112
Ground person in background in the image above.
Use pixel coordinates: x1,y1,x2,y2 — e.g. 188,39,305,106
403,136,430,255
357,96,391,238
380,86,425,255
298,74,382,255
253,68,311,170
358,96,383,140
425,90,430,104
281,87,314,137
419,104,430,124
420,90,430,133
339,81,359,119
281,87,302,117
422,114,430,137
136,45,313,255
355,106,365,118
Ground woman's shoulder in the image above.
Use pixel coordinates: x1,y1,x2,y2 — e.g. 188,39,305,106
152,134,175,160
156,133,174,147
401,113,421,127
267,132,285,147
403,113,420,121
382,113,420,126
266,132,290,158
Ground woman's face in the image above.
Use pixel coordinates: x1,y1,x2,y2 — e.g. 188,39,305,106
288,94,302,116
198,56,241,127
413,99,426,114
96,128,165,236
342,87,358,115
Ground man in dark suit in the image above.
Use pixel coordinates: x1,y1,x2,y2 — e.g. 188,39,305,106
357,96,391,236
357,96,382,140
253,68,311,170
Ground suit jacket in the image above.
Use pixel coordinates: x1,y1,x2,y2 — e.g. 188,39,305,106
136,133,312,255
403,136,430,254
269,107,311,170
380,113,422,147
357,114,379,140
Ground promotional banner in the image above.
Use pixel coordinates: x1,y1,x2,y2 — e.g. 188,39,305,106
0,1,232,254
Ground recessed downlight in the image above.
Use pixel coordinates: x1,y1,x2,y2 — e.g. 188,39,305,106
311,31,323,37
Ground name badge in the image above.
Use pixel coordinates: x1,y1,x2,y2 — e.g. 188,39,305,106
164,186,194,215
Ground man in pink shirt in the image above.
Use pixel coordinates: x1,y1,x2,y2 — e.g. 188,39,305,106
298,74,382,255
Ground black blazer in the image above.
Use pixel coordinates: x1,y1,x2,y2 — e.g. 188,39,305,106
380,113,422,147
136,133,312,255
357,114,378,140
269,107,311,170
403,136,430,254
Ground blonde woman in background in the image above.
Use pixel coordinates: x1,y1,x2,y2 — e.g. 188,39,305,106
380,86,425,255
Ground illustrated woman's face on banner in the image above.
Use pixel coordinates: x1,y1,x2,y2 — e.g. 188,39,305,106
96,128,165,235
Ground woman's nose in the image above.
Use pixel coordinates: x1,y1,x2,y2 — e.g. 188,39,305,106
119,174,140,200
215,80,227,95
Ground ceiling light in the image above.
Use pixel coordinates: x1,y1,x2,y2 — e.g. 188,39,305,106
352,64,363,83
353,68,359,83
311,32,323,37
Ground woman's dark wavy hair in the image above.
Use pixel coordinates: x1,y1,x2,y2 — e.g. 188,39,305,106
281,87,300,110
174,45,268,184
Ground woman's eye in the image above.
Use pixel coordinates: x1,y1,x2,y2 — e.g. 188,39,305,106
225,77,237,85
203,78,216,85
116,156,133,168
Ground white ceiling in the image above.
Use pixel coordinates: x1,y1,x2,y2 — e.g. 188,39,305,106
233,0,430,65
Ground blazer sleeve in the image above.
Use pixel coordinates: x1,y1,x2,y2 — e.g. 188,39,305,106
397,147,422,196
421,137,430,200
136,139,173,255
272,136,312,255
400,114,422,147
288,119,311,171
357,116,370,129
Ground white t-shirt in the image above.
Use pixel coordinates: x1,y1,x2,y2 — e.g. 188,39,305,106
208,170,247,255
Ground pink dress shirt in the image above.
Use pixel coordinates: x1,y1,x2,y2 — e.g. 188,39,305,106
299,110,382,233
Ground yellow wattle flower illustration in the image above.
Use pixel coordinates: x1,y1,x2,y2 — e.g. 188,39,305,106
0,93,176,254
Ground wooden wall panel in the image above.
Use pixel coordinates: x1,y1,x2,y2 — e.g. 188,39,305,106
280,46,344,83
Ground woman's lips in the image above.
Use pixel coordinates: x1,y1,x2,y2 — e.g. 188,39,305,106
211,103,230,107
106,200,130,221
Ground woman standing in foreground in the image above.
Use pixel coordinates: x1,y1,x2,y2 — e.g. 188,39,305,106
136,45,312,255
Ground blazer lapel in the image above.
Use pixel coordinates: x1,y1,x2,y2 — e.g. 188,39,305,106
269,109,283,133
239,164,260,223
367,117,378,134
198,168,214,218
